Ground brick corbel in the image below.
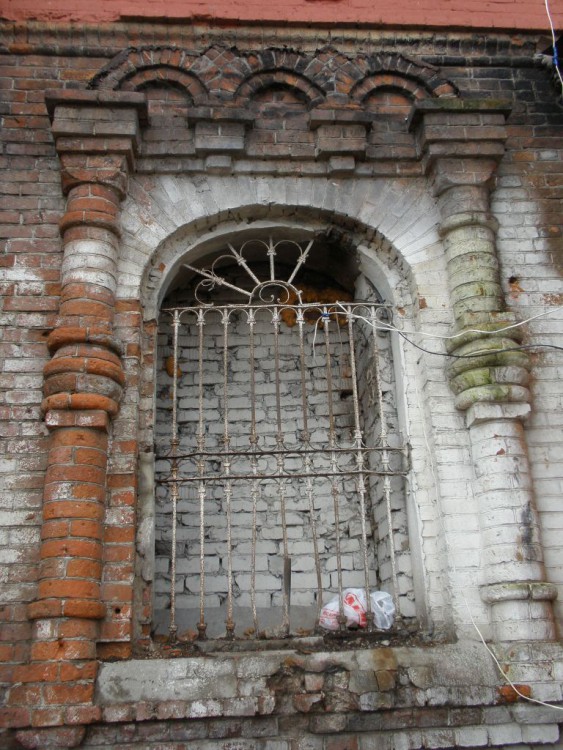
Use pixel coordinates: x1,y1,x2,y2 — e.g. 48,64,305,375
45,91,145,196
188,106,254,155
309,107,372,162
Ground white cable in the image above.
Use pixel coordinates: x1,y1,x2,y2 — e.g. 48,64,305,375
545,0,563,88
335,304,558,342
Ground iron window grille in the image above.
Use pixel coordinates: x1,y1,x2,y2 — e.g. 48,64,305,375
154,237,409,642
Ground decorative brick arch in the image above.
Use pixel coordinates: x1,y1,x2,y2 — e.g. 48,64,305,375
90,48,207,95
89,45,457,106
138,203,421,319
119,67,208,102
234,71,325,107
354,54,458,101
351,73,430,105
239,48,312,78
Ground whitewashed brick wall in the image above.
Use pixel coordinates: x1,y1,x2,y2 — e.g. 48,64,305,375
117,171,561,639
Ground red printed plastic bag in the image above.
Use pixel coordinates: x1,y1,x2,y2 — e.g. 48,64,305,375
342,589,368,627
319,589,394,631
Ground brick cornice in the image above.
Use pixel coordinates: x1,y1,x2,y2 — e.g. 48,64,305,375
1,22,545,59
408,97,512,127
44,89,148,122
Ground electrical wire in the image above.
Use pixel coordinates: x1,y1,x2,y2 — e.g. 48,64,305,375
545,0,563,89
335,302,559,337
381,308,557,342
394,336,563,360
412,375,563,713
331,303,563,360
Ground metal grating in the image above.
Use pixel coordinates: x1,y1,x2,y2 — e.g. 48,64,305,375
155,239,409,641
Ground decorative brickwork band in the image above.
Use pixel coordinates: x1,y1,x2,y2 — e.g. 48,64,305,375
415,99,556,641
7,93,146,735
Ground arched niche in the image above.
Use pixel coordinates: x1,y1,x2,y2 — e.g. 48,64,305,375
132,214,445,647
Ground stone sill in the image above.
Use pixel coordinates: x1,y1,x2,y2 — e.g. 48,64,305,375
95,640,563,727
97,641,493,711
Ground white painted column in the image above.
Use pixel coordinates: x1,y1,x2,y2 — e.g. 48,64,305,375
414,100,557,641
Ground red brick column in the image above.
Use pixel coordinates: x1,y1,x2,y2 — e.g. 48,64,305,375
7,92,145,744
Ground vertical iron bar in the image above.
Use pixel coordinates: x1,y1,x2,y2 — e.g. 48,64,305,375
222,308,235,638
370,307,401,620
322,309,346,630
346,306,373,629
273,306,290,634
169,309,180,643
248,308,259,636
296,306,323,620
268,237,276,282
196,309,207,639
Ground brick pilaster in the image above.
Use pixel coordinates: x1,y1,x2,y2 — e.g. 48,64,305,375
7,92,146,740
414,100,557,641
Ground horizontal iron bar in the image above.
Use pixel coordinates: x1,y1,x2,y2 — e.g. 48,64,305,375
157,469,407,482
156,446,406,459
161,302,393,312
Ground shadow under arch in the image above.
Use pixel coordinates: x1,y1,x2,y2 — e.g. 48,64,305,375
140,205,421,322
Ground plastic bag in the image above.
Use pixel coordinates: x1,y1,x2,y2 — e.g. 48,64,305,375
318,588,395,631
370,590,395,630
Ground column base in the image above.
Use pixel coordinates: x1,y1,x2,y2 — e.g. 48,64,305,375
481,582,557,642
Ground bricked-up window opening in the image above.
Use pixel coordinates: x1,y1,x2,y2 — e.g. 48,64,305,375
154,237,410,642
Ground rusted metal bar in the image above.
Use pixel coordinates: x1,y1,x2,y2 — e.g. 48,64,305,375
221,309,235,638
322,309,346,630
296,306,323,621
196,309,208,640
369,306,401,620
346,306,373,629
248,308,259,635
273,306,290,634
168,309,180,643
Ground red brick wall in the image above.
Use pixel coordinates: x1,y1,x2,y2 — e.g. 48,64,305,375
1,0,562,32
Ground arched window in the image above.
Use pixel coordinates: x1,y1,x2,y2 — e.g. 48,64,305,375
152,234,413,642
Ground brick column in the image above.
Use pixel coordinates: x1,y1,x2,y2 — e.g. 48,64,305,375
9,92,145,742
415,101,557,642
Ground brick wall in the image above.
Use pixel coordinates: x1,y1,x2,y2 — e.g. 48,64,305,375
0,20,562,749
2,0,562,31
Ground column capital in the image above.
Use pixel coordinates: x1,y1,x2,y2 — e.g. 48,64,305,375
45,89,147,196
409,98,511,196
